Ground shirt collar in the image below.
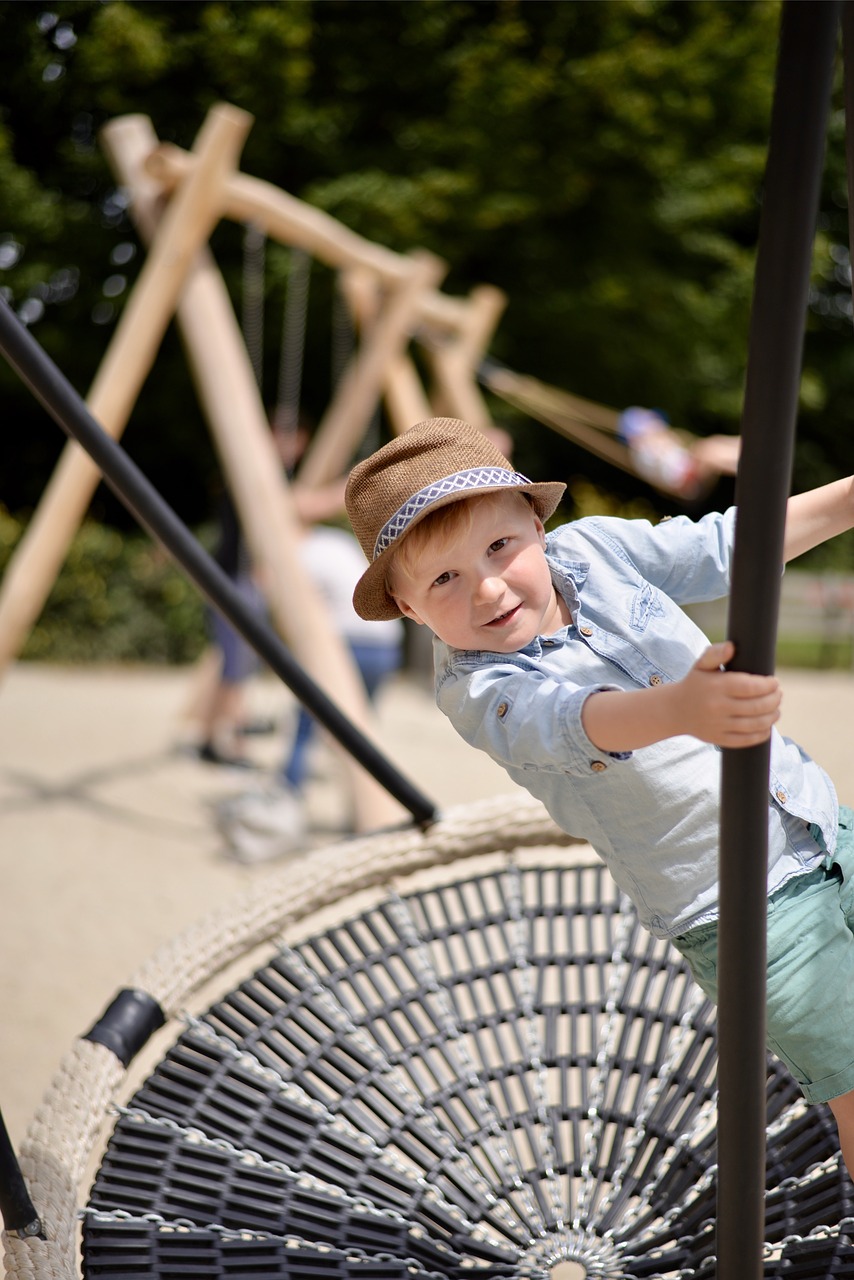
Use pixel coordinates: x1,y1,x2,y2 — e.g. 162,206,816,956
546,547,588,609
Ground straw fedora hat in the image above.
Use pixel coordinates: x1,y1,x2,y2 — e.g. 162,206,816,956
346,417,566,621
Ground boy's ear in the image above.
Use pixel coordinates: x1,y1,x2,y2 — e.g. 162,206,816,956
395,597,426,626
534,513,547,548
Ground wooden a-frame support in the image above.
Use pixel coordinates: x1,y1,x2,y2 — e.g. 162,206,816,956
0,102,506,830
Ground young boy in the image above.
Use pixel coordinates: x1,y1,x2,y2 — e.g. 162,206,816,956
344,415,854,1178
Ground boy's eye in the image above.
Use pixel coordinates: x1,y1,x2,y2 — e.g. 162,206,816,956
488,537,509,554
432,570,452,587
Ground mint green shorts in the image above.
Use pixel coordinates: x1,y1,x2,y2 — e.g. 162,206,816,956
674,806,854,1105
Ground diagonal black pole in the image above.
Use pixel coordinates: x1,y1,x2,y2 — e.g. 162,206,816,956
717,3,839,1277
0,297,437,830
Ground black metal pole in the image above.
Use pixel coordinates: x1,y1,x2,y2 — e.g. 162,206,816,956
0,297,437,829
0,1108,43,1238
717,4,839,1277
842,4,854,276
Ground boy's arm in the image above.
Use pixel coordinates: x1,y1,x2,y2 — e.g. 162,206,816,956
783,475,854,562
582,641,782,752
584,474,854,754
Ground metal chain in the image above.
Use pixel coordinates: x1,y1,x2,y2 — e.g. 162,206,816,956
242,222,265,391
274,247,310,443
502,861,568,1239
179,1005,514,1257
572,897,635,1230
598,981,710,1231
385,886,549,1242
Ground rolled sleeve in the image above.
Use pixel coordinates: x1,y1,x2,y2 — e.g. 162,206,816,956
437,661,631,778
564,685,633,772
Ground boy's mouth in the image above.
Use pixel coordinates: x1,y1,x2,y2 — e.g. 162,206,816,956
486,603,521,627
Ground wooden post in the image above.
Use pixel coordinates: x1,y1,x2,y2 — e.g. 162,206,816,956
0,104,252,676
338,267,432,436
145,128,489,343
424,284,507,429
101,116,403,833
142,108,504,446
296,248,447,488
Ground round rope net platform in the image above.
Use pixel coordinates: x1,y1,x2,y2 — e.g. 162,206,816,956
5,796,854,1279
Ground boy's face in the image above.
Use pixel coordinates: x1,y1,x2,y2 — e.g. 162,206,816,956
390,491,567,651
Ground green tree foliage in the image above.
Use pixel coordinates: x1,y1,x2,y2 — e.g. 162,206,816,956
0,505,208,661
1,0,853,559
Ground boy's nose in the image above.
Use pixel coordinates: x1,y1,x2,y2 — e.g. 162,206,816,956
474,573,503,603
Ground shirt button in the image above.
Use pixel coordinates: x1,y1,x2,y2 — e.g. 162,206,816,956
579,625,594,637
496,702,509,718
775,788,787,804
649,674,662,686
590,760,607,772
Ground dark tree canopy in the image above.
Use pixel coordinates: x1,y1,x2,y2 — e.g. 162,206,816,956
1,1,852,561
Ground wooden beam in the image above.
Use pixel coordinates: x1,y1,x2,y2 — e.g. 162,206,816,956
425,284,506,429
297,249,446,488
145,128,489,336
101,115,404,833
338,267,433,436
0,103,252,675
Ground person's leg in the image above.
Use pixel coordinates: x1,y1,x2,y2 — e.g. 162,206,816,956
828,1090,854,1179
762,827,854,1178
829,807,854,1178
197,575,268,764
282,708,314,790
350,641,402,700
282,642,401,789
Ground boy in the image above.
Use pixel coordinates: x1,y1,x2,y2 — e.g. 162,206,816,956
344,415,854,1178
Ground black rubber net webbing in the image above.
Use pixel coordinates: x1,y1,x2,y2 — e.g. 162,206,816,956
81,862,854,1278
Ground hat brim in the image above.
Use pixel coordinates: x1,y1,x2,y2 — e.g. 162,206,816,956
352,478,566,621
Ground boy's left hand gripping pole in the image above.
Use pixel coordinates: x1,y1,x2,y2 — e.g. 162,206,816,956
0,297,437,828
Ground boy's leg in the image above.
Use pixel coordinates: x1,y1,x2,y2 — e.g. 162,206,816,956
828,808,854,1178
828,1090,854,1180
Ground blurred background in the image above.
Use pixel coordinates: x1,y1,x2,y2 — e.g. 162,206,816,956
2,0,854,669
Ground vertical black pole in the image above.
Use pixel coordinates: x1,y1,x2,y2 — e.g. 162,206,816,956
0,1108,42,1238
717,4,839,1278
842,4,854,260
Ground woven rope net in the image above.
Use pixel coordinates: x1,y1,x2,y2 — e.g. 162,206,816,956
4,794,854,1279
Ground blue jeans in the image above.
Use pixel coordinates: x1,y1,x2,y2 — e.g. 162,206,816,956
209,575,265,684
281,641,402,790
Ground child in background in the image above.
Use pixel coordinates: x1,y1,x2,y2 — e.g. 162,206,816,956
617,406,704,499
617,405,741,501
344,415,854,1179
280,523,404,791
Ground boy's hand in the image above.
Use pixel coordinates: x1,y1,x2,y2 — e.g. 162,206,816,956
582,639,782,753
677,641,781,748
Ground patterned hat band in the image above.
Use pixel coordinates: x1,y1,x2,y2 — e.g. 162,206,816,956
372,466,533,561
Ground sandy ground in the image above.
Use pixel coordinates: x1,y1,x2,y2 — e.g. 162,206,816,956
1,658,853,1156
0,660,523,1152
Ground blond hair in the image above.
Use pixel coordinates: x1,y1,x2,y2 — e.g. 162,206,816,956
387,489,534,595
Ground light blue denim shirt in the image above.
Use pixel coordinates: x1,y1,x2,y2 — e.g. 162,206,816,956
434,510,839,939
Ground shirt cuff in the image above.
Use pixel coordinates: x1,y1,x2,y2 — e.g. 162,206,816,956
562,684,633,773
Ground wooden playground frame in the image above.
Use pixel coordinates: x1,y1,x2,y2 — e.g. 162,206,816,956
0,101,508,831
